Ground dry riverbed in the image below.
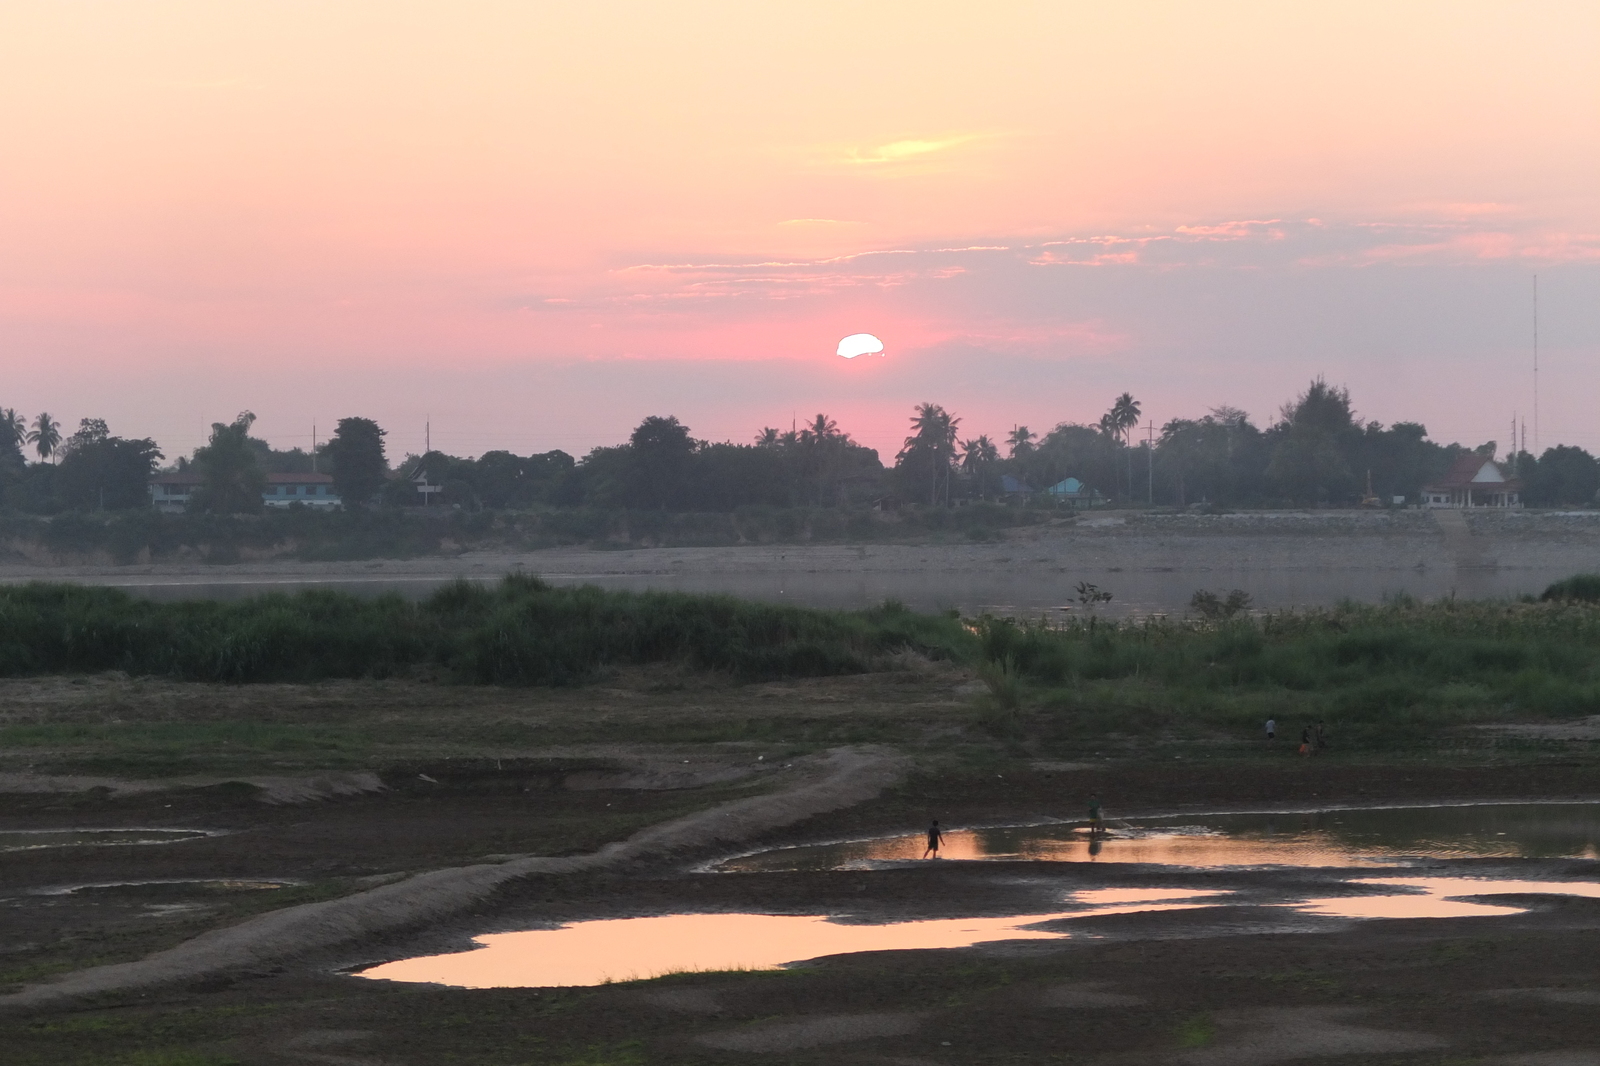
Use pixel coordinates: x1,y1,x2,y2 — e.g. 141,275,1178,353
3,667,1600,1064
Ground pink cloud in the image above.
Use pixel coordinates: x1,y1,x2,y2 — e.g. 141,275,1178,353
1174,219,1286,239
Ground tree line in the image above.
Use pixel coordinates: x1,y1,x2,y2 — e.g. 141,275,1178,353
3,379,1597,515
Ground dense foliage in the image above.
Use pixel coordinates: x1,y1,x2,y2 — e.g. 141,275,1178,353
970,588,1600,748
0,577,969,685
52,419,163,511
4,380,1597,515
4,579,1600,755
192,412,266,514
324,416,388,506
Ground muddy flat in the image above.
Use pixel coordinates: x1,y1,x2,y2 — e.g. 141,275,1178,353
2,666,1599,1064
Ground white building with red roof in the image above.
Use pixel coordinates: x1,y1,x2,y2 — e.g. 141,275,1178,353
1421,454,1521,509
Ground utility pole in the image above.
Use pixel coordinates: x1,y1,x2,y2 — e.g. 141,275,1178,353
1533,274,1539,450
311,420,318,473
1146,420,1154,504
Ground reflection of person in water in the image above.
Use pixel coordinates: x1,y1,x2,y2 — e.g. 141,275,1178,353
1088,795,1104,834
923,819,945,859
1088,834,1104,857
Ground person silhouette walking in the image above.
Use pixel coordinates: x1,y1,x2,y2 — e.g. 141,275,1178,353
923,819,945,859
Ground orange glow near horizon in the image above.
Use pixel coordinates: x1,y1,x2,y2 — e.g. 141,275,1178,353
2,2,1598,458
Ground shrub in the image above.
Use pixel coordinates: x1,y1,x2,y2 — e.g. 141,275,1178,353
1541,574,1600,603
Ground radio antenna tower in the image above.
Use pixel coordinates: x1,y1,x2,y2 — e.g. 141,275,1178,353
1533,274,1540,450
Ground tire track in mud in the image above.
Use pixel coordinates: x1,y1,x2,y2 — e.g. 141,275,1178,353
1,746,908,1010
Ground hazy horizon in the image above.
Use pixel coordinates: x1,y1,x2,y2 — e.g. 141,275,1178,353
4,2,1596,462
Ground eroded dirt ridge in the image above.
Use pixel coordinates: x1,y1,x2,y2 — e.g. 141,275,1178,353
0,746,908,1009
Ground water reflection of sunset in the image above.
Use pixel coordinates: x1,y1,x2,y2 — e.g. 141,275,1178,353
1296,877,1600,920
358,912,1070,989
725,828,1395,870
356,873,1600,988
358,892,1231,989
722,804,1600,872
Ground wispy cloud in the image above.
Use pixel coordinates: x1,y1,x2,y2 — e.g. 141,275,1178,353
540,214,1596,313
1174,219,1286,240
844,135,979,164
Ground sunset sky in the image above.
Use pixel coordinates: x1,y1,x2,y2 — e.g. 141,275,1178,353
3,1,1596,462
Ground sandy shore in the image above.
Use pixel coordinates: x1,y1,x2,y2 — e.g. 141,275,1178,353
3,510,1597,586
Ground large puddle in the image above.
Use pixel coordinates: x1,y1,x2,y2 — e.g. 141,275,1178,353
718,802,1600,872
356,877,1600,989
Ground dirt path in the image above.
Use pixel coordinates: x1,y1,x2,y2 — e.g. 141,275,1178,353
0,746,907,1010
1432,508,1490,568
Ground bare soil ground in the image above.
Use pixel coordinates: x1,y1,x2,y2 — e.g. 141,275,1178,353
2,669,1599,1063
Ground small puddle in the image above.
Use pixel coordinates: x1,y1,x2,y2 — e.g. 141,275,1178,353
719,802,1600,872
0,828,216,852
1298,877,1600,919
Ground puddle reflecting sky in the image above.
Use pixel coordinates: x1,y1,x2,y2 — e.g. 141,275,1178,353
1298,877,1600,919
720,803,1600,872
356,876,1600,989
357,889,1228,989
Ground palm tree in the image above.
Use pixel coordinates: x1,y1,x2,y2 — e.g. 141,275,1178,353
26,412,61,463
904,403,960,504
1006,425,1035,458
799,414,850,504
961,434,999,499
0,409,25,454
1104,393,1142,498
754,427,781,448
800,413,840,443
1110,393,1142,444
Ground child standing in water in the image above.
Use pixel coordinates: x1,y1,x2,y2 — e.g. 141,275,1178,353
1088,795,1104,834
923,820,945,859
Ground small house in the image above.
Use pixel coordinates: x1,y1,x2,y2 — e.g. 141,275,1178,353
997,475,1034,500
1045,477,1104,507
149,472,203,513
400,459,445,505
262,472,340,509
1421,455,1521,509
